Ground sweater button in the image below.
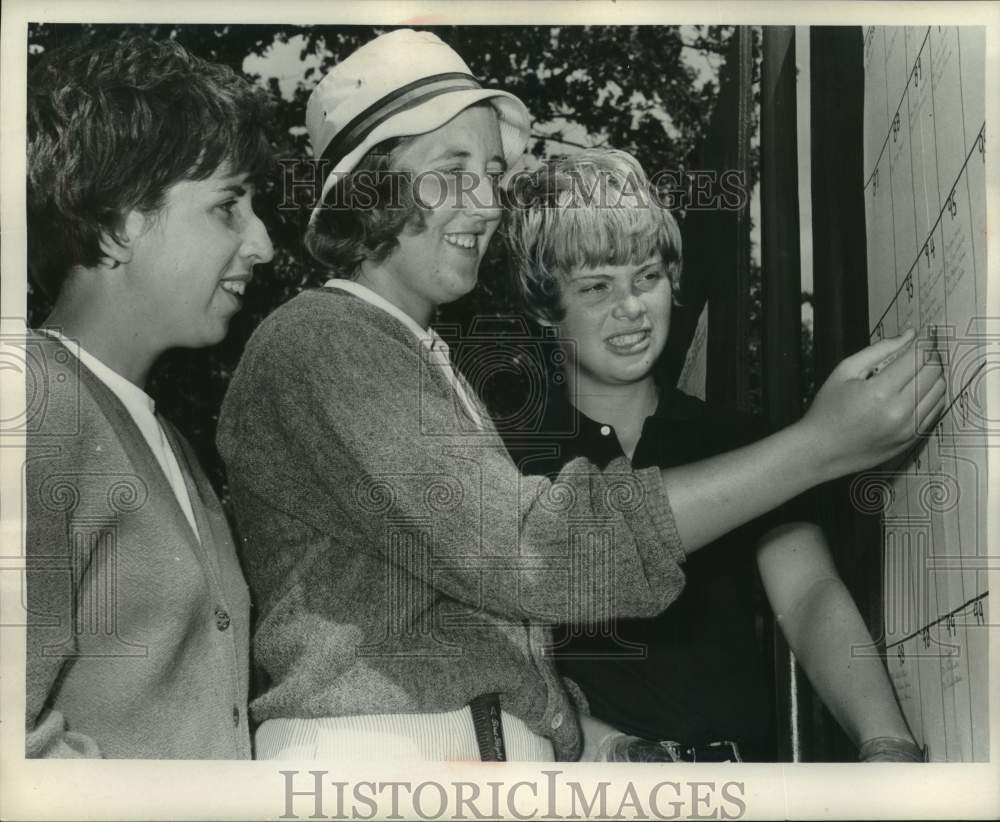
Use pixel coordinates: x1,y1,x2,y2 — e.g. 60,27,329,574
215,606,231,631
599,425,612,437
551,712,563,730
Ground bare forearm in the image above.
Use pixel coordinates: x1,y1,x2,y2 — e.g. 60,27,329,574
661,420,826,554
662,330,945,555
757,523,913,747
778,576,913,746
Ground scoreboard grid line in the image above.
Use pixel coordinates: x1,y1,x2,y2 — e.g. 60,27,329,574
863,26,931,192
863,25,988,762
884,591,988,651
868,120,985,342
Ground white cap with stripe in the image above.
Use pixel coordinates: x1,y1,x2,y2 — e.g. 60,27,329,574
306,29,531,221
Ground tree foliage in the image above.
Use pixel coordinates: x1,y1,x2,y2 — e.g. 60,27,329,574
26,22,734,495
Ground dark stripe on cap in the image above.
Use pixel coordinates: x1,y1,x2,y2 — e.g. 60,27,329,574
320,72,482,170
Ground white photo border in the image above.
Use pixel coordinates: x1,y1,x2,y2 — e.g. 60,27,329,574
1,2,997,820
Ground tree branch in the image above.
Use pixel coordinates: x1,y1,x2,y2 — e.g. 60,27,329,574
680,40,730,56
529,132,607,150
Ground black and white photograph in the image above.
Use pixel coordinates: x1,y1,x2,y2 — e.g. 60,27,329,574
1,1,996,819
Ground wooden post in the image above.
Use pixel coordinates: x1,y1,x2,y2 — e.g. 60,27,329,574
760,25,806,762
665,27,756,409
705,26,756,412
810,25,880,762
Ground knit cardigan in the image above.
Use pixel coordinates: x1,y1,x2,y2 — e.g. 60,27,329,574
217,288,687,760
24,331,251,758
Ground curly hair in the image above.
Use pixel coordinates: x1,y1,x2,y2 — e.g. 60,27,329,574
503,148,683,326
27,35,274,298
304,100,508,278
303,137,426,277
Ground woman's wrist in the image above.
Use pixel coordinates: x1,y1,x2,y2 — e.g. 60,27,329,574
777,419,838,488
858,736,925,762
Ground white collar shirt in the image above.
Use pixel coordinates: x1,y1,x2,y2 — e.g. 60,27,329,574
324,278,486,429
38,328,201,542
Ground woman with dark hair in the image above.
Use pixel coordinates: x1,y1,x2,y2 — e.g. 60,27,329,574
217,29,941,762
25,35,274,758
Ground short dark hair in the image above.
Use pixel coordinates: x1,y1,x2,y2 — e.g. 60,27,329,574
304,137,425,277
27,35,274,298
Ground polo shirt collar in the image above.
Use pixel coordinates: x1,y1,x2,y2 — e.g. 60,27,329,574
547,384,702,432
542,383,704,465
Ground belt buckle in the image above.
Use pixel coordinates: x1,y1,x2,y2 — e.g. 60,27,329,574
684,740,743,763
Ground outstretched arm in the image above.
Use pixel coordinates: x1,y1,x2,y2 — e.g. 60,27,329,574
755,521,916,751
664,330,945,553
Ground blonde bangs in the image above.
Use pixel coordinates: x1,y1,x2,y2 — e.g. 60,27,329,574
504,147,683,325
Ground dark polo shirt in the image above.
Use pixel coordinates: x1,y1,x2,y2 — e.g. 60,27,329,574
502,385,801,761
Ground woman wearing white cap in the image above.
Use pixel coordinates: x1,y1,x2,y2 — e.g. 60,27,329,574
217,29,939,761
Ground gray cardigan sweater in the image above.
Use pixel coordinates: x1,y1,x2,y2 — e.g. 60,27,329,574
217,288,686,760
25,332,251,758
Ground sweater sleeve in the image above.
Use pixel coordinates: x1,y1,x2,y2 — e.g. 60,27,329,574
26,709,104,758
25,477,104,759
219,300,686,624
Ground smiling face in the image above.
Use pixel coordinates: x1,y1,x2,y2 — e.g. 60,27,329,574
363,104,505,325
124,165,274,351
555,255,673,390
